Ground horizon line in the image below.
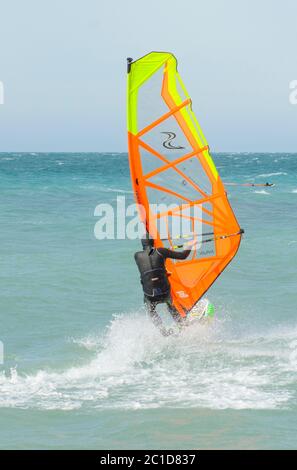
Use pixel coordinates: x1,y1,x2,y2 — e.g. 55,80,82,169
1,150,297,155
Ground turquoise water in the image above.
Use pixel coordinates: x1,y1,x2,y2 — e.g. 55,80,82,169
0,152,297,449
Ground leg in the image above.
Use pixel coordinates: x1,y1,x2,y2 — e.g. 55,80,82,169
166,300,182,323
166,298,187,326
144,297,172,336
145,299,163,329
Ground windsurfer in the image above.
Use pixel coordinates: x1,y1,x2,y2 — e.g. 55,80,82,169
134,235,195,336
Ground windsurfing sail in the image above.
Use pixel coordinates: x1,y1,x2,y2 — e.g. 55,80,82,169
127,52,243,317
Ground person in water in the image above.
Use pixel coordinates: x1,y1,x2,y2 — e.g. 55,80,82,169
134,235,194,336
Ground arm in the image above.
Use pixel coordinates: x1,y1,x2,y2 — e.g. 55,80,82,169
157,247,191,260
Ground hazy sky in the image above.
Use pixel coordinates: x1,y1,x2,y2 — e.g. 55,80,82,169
0,0,296,152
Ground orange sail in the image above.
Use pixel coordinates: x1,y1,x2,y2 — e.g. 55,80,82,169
127,52,243,317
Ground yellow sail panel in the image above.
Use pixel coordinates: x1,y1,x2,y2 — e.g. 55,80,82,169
127,52,243,317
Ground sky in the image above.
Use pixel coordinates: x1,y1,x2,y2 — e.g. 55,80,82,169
0,0,296,152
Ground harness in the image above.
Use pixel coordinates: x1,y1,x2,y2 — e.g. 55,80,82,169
139,249,170,299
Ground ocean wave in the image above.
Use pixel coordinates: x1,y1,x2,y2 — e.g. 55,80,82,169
254,190,270,195
105,187,133,194
0,311,296,411
256,172,287,178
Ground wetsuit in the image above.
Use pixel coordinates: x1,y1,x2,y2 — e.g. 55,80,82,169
134,247,191,334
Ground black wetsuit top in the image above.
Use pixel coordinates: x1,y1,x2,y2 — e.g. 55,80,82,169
134,247,191,301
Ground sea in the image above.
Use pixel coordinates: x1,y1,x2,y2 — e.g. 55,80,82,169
0,152,296,449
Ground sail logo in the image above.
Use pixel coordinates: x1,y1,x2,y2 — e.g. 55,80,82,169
176,290,189,298
161,132,185,150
